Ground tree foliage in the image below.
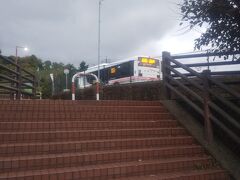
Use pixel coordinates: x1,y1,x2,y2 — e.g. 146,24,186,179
78,61,88,72
180,0,240,52
17,56,88,98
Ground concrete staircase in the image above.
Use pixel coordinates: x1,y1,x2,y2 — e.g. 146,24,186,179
0,100,230,179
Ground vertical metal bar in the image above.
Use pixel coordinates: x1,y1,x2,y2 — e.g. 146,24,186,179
96,82,100,101
97,0,102,82
162,51,171,99
66,73,68,90
72,82,76,100
203,70,213,143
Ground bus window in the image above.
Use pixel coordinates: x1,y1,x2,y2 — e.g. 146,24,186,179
109,61,134,80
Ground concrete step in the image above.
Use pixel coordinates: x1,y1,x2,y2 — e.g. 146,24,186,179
0,156,215,179
0,145,206,173
0,136,196,157
0,105,167,113
0,112,172,121
0,120,178,131
0,100,162,106
0,128,187,143
115,169,230,180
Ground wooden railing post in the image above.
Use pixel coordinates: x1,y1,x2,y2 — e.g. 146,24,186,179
162,51,171,99
16,64,22,100
32,75,37,98
10,72,15,100
202,70,213,143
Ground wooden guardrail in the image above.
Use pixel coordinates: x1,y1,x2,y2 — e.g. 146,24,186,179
162,51,240,148
0,55,36,99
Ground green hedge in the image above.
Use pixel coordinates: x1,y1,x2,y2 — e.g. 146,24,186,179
53,81,165,101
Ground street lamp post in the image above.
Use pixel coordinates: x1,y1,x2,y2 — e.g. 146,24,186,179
50,73,55,96
16,46,28,64
15,46,28,100
64,68,69,91
98,0,104,81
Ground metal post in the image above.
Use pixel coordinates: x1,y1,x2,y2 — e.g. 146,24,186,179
15,47,18,64
203,69,213,143
98,0,103,82
72,72,99,101
66,73,68,90
72,82,76,100
15,46,28,99
52,80,55,96
50,74,54,96
96,82,100,101
162,51,171,99
64,68,69,91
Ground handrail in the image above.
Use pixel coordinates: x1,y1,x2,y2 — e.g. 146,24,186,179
165,56,203,79
162,51,240,148
171,60,240,68
209,78,240,99
0,55,37,99
171,50,240,59
171,71,240,77
72,72,100,101
166,65,204,91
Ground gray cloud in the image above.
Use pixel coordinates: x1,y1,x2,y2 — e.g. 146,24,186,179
0,0,182,66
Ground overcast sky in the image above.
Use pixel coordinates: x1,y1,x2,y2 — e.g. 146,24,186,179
0,0,202,66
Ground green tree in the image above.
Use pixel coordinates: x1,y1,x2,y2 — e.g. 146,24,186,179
180,0,240,53
1,54,82,98
78,61,89,72
43,60,52,70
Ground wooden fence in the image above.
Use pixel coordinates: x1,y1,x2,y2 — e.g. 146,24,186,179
162,51,240,149
0,55,36,99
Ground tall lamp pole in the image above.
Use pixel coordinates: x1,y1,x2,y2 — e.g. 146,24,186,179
64,68,69,91
15,46,28,100
16,46,28,64
98,0,104,81
50,73,55,96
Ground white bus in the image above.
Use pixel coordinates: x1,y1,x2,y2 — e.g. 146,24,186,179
78,56,161,88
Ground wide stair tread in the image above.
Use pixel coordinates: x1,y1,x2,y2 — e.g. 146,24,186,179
0,100,163,106
0,156,215,179
0,120,178,131
0,127,187,143
0,136,196,156
0,112,173,121
0,145,207,173
115,169,229,180
1,145,204,161
0,105,167,112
